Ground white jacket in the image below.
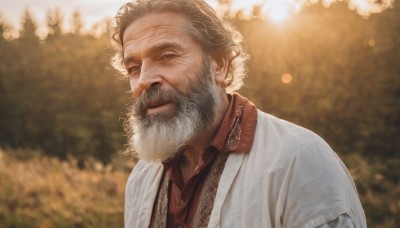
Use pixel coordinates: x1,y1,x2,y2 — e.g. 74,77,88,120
124,111,367,228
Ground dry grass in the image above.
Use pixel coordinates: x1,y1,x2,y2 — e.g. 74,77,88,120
0,148,134,227
0,149,398,227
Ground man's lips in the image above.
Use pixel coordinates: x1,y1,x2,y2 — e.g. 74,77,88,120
135,89,179,117
146,101,174,115
146,100,167,108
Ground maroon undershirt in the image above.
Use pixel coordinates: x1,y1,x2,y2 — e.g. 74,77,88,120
150,93,257,228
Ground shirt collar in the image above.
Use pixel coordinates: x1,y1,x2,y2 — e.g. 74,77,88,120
162,93,258,169
209,92,257,154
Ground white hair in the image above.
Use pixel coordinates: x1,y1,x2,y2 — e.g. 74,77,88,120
126,60,222,162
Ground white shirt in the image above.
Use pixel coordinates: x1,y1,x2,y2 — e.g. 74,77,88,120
125,111,367,227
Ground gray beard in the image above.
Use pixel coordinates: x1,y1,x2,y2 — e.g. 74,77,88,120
126,61,221,162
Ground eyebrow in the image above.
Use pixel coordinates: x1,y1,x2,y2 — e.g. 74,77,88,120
123,42,184,66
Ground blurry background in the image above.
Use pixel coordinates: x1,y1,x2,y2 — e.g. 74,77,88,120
0,0,399,227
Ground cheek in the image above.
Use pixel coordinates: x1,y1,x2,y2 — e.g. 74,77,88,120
129,79,141,98
162,68,189,86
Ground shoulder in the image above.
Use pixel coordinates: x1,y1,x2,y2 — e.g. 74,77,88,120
246,111,366,227
250,111,351,192
256,110,326,147
251,110,334,166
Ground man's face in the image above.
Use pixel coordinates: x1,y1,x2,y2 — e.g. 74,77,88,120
132,60,215,128
123,12,209,117
122,12,222,161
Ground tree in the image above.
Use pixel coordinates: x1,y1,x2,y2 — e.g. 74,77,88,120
71,9,83,35
46,8,63,39
19,8,39,43
0,14,10,42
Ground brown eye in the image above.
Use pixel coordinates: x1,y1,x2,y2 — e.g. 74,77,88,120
159,53,177,62
127,65,141,77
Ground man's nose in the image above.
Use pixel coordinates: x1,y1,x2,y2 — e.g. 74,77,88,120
131,61,162,98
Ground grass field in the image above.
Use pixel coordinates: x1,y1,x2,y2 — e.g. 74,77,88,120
0,148,133,228
0,148,398,227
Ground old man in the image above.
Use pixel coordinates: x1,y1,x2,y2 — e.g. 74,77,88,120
111,0,366,227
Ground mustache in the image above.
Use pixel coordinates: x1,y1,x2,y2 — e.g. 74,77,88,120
133,87,183,117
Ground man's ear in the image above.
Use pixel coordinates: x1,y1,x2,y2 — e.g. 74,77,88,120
210,54,229,85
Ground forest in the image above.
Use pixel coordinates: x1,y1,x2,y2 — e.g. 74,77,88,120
0,0,399,227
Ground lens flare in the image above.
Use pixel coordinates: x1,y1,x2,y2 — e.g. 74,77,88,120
368,39,376,47
281,73,293,84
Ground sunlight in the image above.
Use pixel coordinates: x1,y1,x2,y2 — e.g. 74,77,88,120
349,0,394,16
266,1,290,22
212,0,395,20
322,0,336,8
349,0,371,15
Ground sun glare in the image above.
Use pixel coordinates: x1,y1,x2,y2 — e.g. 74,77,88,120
217,0,394,22
266,2,290,22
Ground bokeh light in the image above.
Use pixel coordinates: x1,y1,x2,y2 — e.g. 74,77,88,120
281,73,293,84
368,39,376,47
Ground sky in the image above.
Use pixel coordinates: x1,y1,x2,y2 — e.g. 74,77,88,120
0,0,266,32
1,0,128,32
0,0,394,35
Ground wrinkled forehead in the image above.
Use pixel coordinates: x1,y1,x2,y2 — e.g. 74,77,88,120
121,12,203,59
121,12,196,45
123,24,180,47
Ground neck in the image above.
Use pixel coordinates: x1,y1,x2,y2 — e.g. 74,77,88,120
179,92,229,182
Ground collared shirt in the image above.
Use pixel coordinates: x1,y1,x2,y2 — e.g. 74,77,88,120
150,93,257,227
126,94,366,228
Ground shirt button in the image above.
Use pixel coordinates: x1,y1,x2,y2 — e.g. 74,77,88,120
176,225,183,228
179,199,184,205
